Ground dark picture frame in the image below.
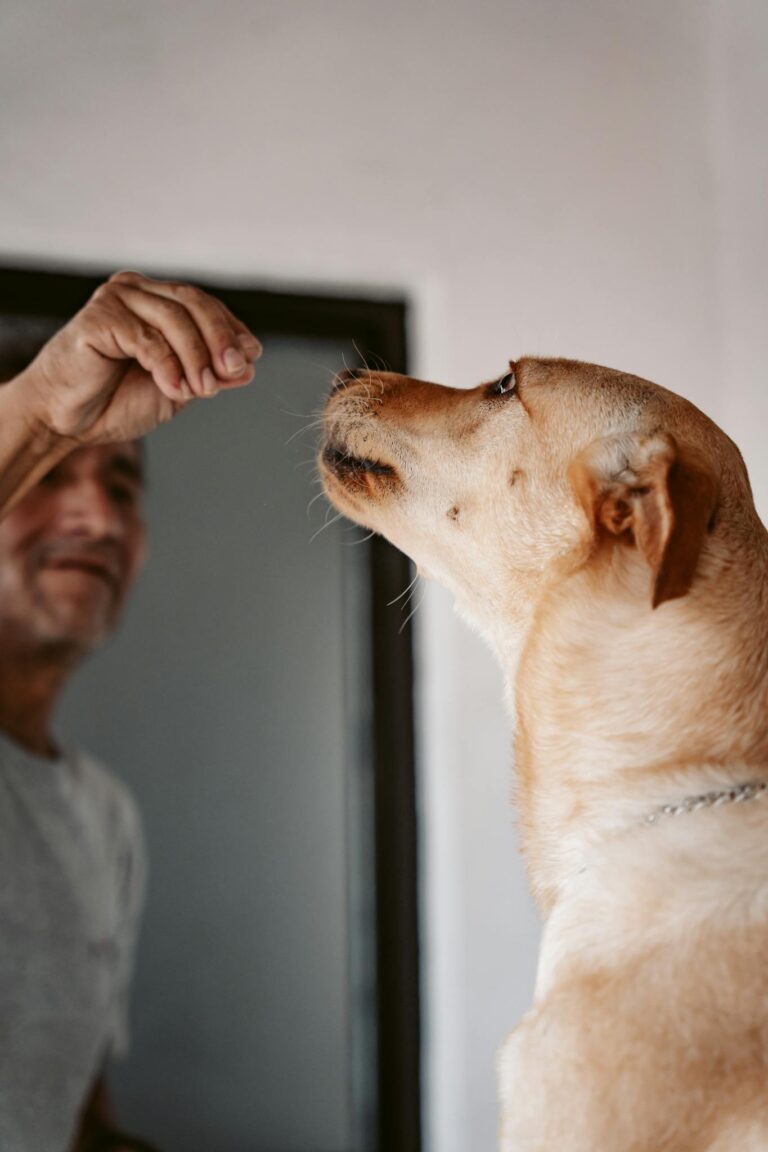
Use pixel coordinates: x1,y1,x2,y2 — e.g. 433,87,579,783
0,264,421,1152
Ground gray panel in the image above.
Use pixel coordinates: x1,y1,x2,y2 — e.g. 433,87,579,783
59,338,372,1152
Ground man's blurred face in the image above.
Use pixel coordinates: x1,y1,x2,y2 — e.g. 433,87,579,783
0,443,147,656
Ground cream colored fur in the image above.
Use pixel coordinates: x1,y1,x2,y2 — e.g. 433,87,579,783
319,358,768,1151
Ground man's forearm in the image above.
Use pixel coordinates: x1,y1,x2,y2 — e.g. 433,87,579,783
0,370,73,519
70,1074,159,1152
70,1074,112,1152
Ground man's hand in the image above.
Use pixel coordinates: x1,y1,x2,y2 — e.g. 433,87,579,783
16,271,262,445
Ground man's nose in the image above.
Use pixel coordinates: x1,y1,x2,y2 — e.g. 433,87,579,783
58,480,123,538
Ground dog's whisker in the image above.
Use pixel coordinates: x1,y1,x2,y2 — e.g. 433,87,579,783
343,529,377,546
340,349,357,378
401,582,420,610
399,588,426,634
350,341,370,377
309,512,344,544
284,418,327,446
351,340,364,369
387,571,420,607
306,490,326,518
279,405,325,421
357,343,389,376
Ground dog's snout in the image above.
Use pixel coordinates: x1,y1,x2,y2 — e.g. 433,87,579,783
330,366,367,394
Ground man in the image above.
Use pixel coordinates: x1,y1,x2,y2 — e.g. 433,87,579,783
0,271,262,1151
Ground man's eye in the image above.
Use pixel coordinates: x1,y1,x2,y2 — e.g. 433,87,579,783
109,484,138,506
39,467,64,487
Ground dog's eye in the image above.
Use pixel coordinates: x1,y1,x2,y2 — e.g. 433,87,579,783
494,371,517,397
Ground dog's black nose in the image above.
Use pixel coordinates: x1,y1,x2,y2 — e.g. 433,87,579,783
330,366,366,394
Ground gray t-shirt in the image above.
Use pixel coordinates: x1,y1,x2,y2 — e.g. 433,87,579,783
0,732,146,1152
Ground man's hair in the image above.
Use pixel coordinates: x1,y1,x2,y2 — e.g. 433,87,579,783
0,314,62,383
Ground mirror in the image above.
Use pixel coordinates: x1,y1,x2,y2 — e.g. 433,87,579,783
0,268,419,1152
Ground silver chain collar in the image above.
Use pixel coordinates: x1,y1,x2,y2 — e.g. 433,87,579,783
643,780,768,825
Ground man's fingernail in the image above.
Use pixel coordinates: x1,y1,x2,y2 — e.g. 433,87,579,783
223,346,246,374
202,367,219,396
238,333,263,360
180,380,194,400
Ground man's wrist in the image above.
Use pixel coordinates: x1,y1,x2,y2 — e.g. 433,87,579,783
0,368,76,517
6,363,76,450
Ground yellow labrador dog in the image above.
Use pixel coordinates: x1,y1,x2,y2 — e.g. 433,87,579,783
319,357,768,1151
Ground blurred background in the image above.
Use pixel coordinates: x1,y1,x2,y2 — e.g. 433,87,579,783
1,2,766,1150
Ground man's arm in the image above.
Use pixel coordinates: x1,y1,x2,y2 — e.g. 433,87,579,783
70,1073,113,1151
71,1073,159,1152
0,270,262,517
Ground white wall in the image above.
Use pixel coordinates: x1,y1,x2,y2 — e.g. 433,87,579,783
707,0,768,521
1,2,765,1148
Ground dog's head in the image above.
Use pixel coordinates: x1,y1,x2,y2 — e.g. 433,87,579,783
320,358,749,645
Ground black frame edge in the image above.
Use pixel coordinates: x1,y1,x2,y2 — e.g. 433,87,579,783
0,263,422,1152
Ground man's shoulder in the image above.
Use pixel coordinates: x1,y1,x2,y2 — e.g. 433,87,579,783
69,747,148,918
68,745,145,854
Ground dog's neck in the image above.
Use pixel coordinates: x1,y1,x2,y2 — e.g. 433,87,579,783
502,533,768,913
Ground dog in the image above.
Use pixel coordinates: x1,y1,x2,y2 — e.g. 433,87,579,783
319,357,768,1151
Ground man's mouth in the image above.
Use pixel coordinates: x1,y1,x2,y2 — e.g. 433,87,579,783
40,556,120,590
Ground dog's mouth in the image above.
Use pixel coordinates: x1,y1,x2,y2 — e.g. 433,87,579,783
321,442,396,480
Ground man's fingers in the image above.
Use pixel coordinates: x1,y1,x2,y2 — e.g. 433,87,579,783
169,285,259,383
109,271,261,388
104,299,192,402
216,301,264,361
110,284,227,399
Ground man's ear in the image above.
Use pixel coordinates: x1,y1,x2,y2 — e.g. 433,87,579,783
570,431,719,608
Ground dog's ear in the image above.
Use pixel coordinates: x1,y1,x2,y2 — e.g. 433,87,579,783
570,431,718,608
